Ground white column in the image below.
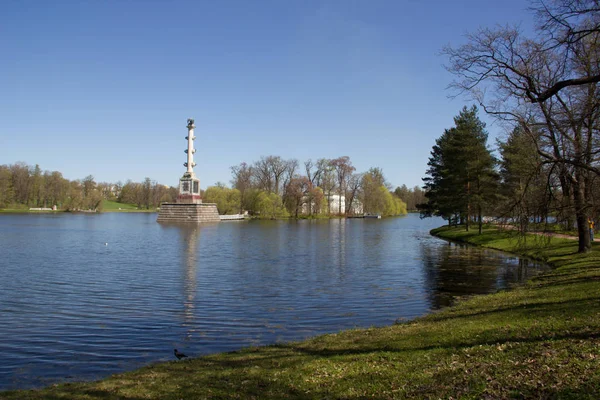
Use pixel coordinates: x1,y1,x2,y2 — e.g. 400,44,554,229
185,119,196,173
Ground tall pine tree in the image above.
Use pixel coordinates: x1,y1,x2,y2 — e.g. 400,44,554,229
498,126,549,232
421,106,498,233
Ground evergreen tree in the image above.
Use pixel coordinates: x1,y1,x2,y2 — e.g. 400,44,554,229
498,126,549,232
421,106,498,233
421,127,464,224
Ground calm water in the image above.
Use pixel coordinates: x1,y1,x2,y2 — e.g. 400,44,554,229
0,213,548,390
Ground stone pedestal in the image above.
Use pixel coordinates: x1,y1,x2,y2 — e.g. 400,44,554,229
157,203,220,223
156,118,220,224
178,172,202,204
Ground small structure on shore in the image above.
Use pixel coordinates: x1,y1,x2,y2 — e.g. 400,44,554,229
157,119,220,223
219,213,248,221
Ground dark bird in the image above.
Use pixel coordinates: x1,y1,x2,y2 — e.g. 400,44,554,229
174,349,188,360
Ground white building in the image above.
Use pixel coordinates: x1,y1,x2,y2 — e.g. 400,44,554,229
301,193,363,215
328,194,345,214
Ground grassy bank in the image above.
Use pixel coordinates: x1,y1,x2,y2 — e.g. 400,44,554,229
0,201,152,213
0,205,61,213
101,200,156,212
2,226,599,399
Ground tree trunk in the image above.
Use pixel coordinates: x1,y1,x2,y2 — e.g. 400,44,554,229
466,180,471,232
572,177,591,253
478,205,482,235
559,173,575,230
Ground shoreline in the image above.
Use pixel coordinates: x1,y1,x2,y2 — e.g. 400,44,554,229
1,225,599,398
0,210,406,218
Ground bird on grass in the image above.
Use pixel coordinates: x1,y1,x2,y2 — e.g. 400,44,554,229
174,349,188,360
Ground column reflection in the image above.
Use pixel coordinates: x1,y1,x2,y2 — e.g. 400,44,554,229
177,225,201,338
330,218,347,272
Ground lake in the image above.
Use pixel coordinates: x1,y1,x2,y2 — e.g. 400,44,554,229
0,213,548,390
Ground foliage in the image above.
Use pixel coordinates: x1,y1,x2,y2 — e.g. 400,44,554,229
0,156,413,219
309,186,327,215
256,191,288,219
394,184,426,212
0,162,175,211
497,126,551,231
443,0,600,251
357,168,407,216
118,179,175,210
421,106,498,232
283,176,311,218
203,186,242,215
0,166,14,208
329,156,355,215
228,156,407,218
381,188,407,216
360,168,386,214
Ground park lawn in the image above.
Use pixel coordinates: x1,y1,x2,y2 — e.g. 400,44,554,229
101,200,155,212
2,226,599,399
0,204,56,213
1,201,151,213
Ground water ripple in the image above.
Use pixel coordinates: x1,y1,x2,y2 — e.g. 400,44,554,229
0,213,548,390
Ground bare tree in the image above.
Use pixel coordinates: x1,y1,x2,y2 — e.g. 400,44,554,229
330,156,355,215
443,2,600,252
231,162,253,212
314,158,331,188
305,159,327,186
282,159,299,196
268,156,289,196
527,0,600,102
252,157,274,193
284,176,311,218
97,182,114,200
318,159,337,215
345,173,363,215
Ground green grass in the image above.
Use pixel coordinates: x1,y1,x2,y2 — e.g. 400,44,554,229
0,204,57,213
1,201,152,213
2,226,600,399
101,200,155,212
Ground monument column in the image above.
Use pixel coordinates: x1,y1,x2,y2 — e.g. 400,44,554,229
178,119,201,204
157,118,220,223
185,120,196,174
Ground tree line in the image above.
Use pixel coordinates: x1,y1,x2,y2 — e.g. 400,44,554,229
204,155,408,218
117,179,177,209
423,105,600,253
424,0,600,253
0,159,417,218
0,162,177,211
393,185,426,212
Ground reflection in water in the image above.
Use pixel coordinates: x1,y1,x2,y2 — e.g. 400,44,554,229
420,239,548,309
178,225,200,338
330,219,346,276
0,213,550,390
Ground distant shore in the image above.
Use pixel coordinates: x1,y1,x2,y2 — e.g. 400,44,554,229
0,208,157,214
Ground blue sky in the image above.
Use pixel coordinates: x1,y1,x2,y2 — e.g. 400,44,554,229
1,0,533,189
